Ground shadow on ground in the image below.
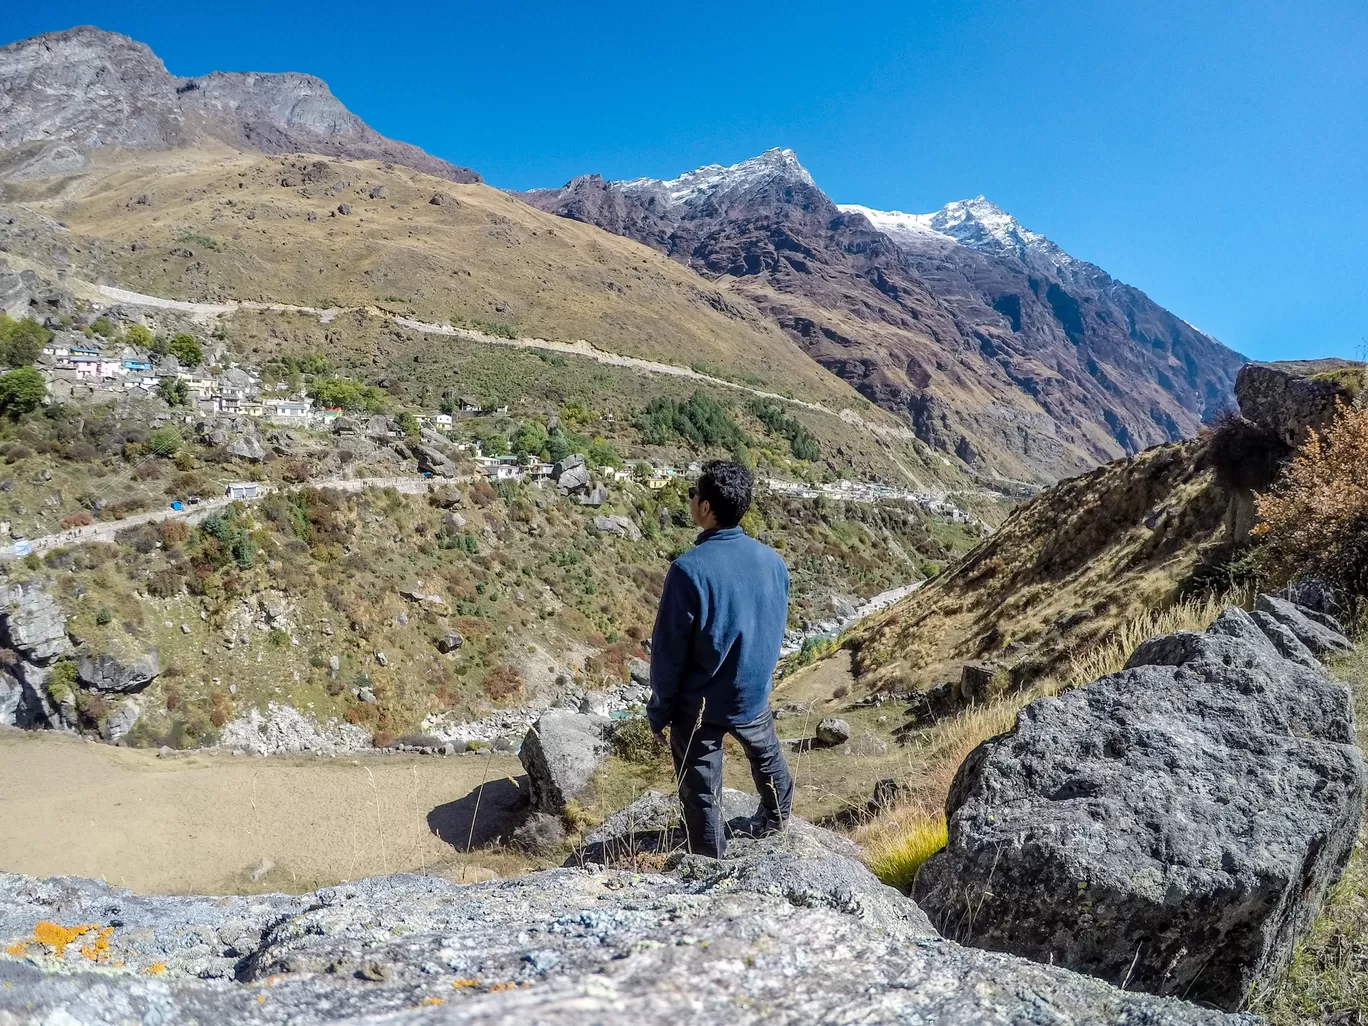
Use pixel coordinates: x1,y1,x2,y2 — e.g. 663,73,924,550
427,773,530,850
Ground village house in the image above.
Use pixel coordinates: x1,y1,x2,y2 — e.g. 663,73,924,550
459,396,482,413
224,481,261,500
431,413,453,429
265,397,314,422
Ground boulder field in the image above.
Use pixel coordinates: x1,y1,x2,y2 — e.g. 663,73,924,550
915,594,1365,1010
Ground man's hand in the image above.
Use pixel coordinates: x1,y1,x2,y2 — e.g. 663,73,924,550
653,728,668,747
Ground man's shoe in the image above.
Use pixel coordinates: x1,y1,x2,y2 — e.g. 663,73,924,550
738,810,789,838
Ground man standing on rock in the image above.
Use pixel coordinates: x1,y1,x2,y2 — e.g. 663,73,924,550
647,459,794,858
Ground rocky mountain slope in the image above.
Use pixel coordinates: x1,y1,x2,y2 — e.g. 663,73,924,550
0,27,479,183
850,359,1364,694
521,150,1247,484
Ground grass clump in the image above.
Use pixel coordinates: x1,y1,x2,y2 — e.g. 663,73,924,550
862,810,947,890
609,716,665,765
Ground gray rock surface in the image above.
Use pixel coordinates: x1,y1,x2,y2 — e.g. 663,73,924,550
0,669,19,726
1,581,70,664
75,648,160,693
592,514,640,541
0,27,480,184
627,657,651,688
1234,361,1355,448
1255,592,1353,656
518,710,612,814
228,433,265,462
915,597,1365,1010
0,840,1251,1025
815,716,850,746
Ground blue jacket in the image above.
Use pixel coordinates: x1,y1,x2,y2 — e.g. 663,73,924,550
647,526,790,731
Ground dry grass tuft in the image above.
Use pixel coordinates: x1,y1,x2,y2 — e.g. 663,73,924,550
862,810,947,890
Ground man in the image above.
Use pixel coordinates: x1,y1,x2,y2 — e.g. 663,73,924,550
647,459,794,858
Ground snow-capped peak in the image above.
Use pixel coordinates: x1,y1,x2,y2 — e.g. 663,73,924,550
839,196,1073,266
618,148,815,209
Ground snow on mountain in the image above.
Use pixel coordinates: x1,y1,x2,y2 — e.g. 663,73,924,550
839,196,1076,270
617,147,816,213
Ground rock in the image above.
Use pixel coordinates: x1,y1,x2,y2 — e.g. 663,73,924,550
1,582,70,664
578,484,608,507
336,203,351,215
306,210,318,223
228,434,265,462
592,514,640,540
373,651,387,667
0,669,20,726
518,710,613,814
555,465,590,493
442,512,466,531
101,695,142,743
0,838,1243,1025
1235,362,1353,448
657,505,671,530
578,691,611,717
415,445,455,478
627,657,650,688
1278,578,1341,618
367,185,386,199
436,633,463,654
958,661,995,703
327,655,340,673
356,688,375,704
75,649,159,693
871,777,908,810
914,604,1366,1010
1249,609,1323,670
511,812,566,853
815,717,850,746
397,583,445,608
248,856,275,883
1254,593,1352,657
429,192,445,205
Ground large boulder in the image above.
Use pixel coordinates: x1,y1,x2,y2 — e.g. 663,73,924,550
914,598,1365,1010
1254,592,1353,657
228,433,265,463
75,649,160,693
518,709,612,814
592,514,640,541
1,582,70,664
0,840,1250,1025
1234,362,1355,448
553,454,590,491
414,444,455,478
0,668,19,726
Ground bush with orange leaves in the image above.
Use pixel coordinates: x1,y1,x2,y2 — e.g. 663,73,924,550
1253,399,1368,605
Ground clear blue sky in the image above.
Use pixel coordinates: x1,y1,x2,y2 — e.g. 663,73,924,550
3,1,1366,362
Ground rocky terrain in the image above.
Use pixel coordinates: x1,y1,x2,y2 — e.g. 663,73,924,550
521,150,1247,484
0,27,480,183
0,794,1253,1025
850,359,1364,693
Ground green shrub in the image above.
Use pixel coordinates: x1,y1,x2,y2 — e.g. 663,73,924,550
145,426,183,457
125,323,154,349
0,366,46,417
609,716,666,765
95,607,113,626
45,659,78,704
0,313,49,366
91,315,118,339
169,333,203,367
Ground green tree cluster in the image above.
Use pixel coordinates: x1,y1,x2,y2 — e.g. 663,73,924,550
0,366,46,417
124,323,155,349
169,332,203,367
747,399,821,461
158,377,190,407
145,426,183,457
310,378,389,413
638,391,745,449
0,313,50,367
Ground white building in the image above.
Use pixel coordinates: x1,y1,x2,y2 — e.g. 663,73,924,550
225,482,261,500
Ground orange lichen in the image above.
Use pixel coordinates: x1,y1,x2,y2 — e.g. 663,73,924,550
257,994,266,1005
79,926,116,963
488,982,516,992
30,922,99,959
452,978,480,989
419,996,445,1006
146,961,167,976
3,942,27,957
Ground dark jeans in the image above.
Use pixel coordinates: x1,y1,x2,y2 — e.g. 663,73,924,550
669,709,793,859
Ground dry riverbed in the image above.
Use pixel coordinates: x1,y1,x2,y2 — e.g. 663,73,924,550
0,727,528,893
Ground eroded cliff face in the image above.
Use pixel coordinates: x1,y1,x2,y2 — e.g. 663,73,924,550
0,27,480,183
522,150,1247,484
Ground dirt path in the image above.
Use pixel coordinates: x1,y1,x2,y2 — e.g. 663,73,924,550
25,474,453,555
0,728,529,894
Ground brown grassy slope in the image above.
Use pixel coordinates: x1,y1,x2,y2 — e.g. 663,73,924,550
0,149,877,412
850,437,1233,689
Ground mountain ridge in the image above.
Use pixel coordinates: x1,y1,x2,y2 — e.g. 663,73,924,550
521,150,1247,483
0,26,480,184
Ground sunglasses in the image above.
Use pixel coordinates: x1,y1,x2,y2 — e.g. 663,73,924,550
688,486,697,499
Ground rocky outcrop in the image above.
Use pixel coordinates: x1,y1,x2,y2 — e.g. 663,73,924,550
592,514,640,541
1234,361,1360,448
74,648,159,693
914,597,1364,1010
2,582,70,664
0,27,480,184
518,710,613,814
0,827,1251,1025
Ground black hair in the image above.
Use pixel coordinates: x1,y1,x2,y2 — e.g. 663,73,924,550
696,459,752,528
